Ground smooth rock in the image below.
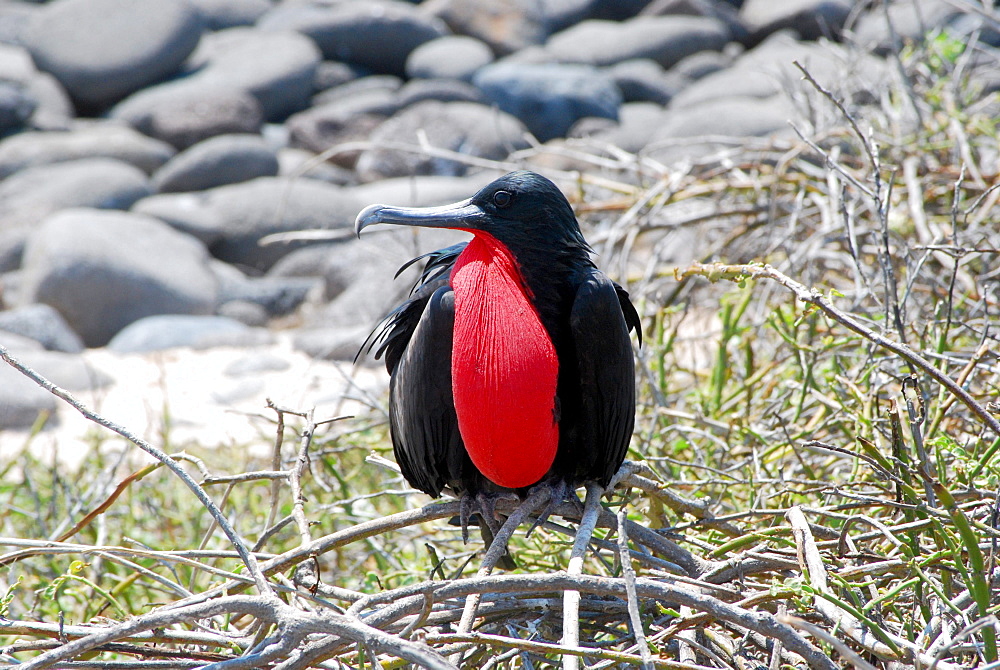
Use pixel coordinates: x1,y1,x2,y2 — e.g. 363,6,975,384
224,352,292,377
152,134,279,193
671,34,888,110
0,80,35,133
216,273,320,318
111,82,265,151
266,243,348,301
314,61,370,92
259,1,448,76
0,362,57,429
672,49,732,80
293,325,375,361
183,27,322,122
16,349,113,389
396,78,486,108
24,71,75,130
607,58,686,104
278,148,359,185
0,303,83,352
542,0,598,34
545,15,730,68
474,62,621,141
640,0,748,44
423,0,547,56
346,173,502,208
107,315,272,353
852,0,961,53
23,0,203,112
216,299,270,327
130,192,224,247
591,0,654,20
288,90,396,168
740,0,852,43
355,101,530,181
157,177,361,272
0,2,39,48
189,0,270,30
0,157,152,223
405,35,495,81
313,74,402,107
0,157,153,271
647,94,797,163
569,101,666,153
20,209,217,347
0,123,174,178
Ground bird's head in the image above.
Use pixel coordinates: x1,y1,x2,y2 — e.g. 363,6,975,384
355,171,591,260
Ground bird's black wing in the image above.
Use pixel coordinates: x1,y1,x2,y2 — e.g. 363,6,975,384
358,242,466,371
569,271,640,487
360,244,470,496
387,286,468,496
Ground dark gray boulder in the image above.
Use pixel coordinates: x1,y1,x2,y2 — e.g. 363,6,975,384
422,0,547,56
22,0,203,112
152,134,280,193
19,209,218,347
740,0,852,43
184,27,322,122
405,35,495,81
355,101,530,181
107,315,272,353
0,157,153,271
474,62,621,141
0,123,175,179
0,303,84,352
545,15,730,68
259,1,448,76
111,82,265,151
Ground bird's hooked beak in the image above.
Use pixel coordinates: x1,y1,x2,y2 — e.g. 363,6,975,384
355,198,487,237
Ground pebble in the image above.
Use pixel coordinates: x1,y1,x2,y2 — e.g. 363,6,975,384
0,157,153,271
111,82,265,151
646,94,797,163
151,177,361,272
152,134,280,193
474,62,622,142
259,1,448,76
0,123,175,179
184,27,322,122
545,15,730,68
0,81,36,134
425,0,548,56
106,315,273,354
0,360,58,429
606,58,687,105
0,303,84,352
19,209,217,347
355,101,530,181
405,36,495,81
23,0,203,113
739,0,853,43
189,0,271,30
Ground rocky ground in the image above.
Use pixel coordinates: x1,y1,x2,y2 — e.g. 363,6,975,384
0,0,995,456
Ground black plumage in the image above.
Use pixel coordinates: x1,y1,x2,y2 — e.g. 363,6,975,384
358,171,641,499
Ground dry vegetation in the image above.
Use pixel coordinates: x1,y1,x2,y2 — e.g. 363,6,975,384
1,34,998,669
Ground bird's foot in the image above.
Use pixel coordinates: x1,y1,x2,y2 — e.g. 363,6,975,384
524,479,579,537
457,490,519,545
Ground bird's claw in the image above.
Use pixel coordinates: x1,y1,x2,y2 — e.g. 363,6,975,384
524,480,577,537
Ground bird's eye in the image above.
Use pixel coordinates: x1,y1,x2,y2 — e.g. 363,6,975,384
493,190,513,208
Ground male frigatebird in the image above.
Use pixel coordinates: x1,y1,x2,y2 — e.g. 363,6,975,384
356,171,641,513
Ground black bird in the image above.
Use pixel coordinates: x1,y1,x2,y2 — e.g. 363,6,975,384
356,171,641,509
